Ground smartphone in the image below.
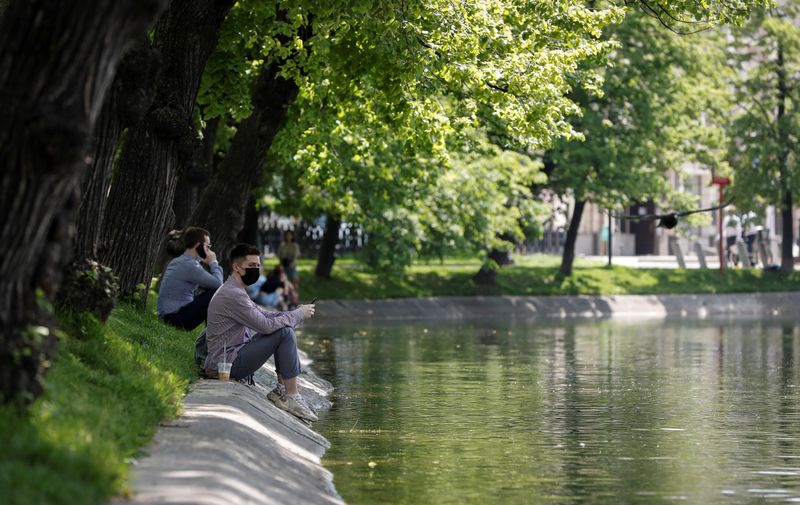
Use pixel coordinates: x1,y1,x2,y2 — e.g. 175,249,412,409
196,243,207,259
311,297,318,304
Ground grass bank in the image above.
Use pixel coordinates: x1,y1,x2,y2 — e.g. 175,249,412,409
297,254,800,300
1,305,196,505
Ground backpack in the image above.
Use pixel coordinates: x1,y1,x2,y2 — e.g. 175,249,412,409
194,329,210,378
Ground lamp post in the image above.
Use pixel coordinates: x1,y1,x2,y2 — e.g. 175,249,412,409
711,175,731,276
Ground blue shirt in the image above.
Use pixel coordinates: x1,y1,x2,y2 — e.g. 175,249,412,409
157,253,223,316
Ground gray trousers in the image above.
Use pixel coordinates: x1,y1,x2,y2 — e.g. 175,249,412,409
231,327,301,380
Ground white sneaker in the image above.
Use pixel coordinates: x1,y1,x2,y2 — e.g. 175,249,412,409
273,393,318,422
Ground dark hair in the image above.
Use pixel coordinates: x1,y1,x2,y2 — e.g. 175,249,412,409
283,230,294,239
182,227,209,249
230,243,260,264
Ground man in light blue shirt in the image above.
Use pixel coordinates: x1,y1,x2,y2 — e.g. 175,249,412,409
157,227,223,330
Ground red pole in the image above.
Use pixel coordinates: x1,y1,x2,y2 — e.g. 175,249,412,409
711,175,730,277
719,185,724,276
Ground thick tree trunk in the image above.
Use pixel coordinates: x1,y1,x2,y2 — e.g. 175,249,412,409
473,266,498,285
99,0,234,303
559,199,586,277
61,41,162,320
237,196,261,247
488,249,514,266
487,232,516,266
0,0,166,405
74,98,122,262
173,116,219,229
316,216,341,279
154,116,217,290
74,41,162,261
188,64,299,269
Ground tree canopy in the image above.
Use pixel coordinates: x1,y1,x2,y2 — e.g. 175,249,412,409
0,0,784,406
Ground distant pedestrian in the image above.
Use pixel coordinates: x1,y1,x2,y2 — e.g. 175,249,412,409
723,213,742,265
157,227,222,330
277,230,301,284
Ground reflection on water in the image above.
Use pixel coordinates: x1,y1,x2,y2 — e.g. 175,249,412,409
301,319,800,504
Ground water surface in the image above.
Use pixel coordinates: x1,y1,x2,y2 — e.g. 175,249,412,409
301,318,800,504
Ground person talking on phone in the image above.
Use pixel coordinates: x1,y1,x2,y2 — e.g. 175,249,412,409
157,226,223,330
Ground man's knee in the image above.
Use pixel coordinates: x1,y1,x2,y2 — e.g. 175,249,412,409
278,326,297,344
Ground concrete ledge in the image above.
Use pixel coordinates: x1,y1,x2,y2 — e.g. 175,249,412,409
311,291,800,322
120,352,342,505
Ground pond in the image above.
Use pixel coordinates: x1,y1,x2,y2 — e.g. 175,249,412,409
301,318,800,504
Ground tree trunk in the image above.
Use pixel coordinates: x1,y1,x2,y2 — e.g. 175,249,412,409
154,116,217,291
0,0,166,405
776,43,793,273
237,196,261,247
74,96,122,262
188,64,299,270
316,216,341,279
99,0,234,304
487,232,516,266
473,266,498,285
781,194,793,272
60,41,162,320
173,116,219,229
559,199,586,277
74,41,162,261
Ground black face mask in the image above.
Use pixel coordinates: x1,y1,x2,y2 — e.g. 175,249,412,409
196,244,207,259
241,267,260,286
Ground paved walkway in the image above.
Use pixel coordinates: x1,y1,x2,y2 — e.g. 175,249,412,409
583,254,722,269
118,351,342,505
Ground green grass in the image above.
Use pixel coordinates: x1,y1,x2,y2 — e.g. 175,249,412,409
0,305,197,505
297,254,800,300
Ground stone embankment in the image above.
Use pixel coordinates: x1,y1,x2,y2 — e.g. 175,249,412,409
120,350,342,505
311,292,800,322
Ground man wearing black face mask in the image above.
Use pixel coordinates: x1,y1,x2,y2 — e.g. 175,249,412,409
205,243,317,421
157,226,223,330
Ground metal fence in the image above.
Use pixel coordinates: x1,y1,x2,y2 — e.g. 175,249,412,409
518,230,566,255
257,213,566,259
257,214,367,259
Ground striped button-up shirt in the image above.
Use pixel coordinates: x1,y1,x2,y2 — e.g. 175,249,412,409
204,276,304,376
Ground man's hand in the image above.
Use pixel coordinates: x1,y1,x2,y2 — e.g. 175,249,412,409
202,245,217,264
299,303,315,319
